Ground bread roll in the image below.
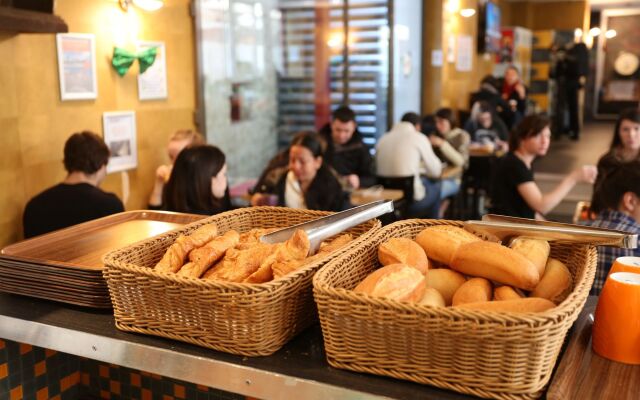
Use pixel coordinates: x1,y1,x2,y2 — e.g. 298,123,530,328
451,241,540,290
417,287,445,307
424,268,466,306
531,258,573,304
493,286,523,301
378,238,429,274
454,298,556,313
155,224,218,273
452,278,492,306
354,264,426,303
415,225,481,265
509,237,550,277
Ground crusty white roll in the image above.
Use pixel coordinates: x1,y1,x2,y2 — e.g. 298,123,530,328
417,287,446,307
493,286,524,301
354,263,426,303
378,237,429,274
454,298,556,313
415,225,482,265
531,258,573,304
452,278,492,306
424,268,466,306
509,237,550,277
451,241,540,290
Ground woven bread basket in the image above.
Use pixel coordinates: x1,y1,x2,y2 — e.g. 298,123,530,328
103,206,380,356
313,219,596,399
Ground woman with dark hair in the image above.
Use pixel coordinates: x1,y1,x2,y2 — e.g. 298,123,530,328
500,65,528,129
591,108,640,214
163,145,231,215
463,100,509,152
251,132,345,211
490,115,597,219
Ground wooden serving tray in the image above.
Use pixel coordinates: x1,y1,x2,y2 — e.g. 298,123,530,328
547,297,640,400
0,210,204,271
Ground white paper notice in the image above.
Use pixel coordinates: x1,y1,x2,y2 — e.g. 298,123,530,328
103,111,138,174
431,49,443,67
456,35,473,72
137,41,168,100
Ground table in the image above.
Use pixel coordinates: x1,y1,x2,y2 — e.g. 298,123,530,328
0,293,475,400
350,187,404,206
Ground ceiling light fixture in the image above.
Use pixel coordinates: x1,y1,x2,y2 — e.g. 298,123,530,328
460,8,476,18
119,0,163,12
605,29,617,39
589,27,601,37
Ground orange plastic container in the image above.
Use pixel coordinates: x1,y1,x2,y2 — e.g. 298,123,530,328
609,256,640,276
592,272,640,365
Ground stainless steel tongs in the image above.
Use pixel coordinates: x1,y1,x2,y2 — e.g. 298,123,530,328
260,200,394,254
464,214,638,249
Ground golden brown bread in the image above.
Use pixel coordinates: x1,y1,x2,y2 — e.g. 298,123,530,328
354,263,426,303
452,278,492,306
531,258,573,304
244,230,310,283
272,234,352,279
424,268,467,306
154,224,218,273
204,243,273,282
415,225,481,265
451,241,540,290
378,237,429,274
454,298,556,313
178,230,240,278
493,286,524,301
318,234,353,254
509,237,550,277
417,287,445,307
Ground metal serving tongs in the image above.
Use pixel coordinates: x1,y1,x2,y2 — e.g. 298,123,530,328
464,214,638,249
260,200,394,255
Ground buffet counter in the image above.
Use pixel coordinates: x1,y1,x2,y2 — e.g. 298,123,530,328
0,293,476,400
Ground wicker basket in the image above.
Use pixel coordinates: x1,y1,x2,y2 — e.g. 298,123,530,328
103,206,380,356
313,219,596,400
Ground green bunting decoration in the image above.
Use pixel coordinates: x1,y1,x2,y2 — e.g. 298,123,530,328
111,46,158,77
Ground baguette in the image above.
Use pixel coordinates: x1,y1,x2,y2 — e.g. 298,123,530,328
531,258,573,304
509,237,550,277
415,225,481,265
417,287,445,307
378,237,429,274
493,286,524,301
454,298,556,313
424,268,466,306
452,278,492,306
354,263,426,303
451,241,540,290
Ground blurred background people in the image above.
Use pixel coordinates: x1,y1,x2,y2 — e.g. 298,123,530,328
584,162,640,295
251,132,345,211
432,108,471,217
23,131,124,238
490,115,597,219
591,108,640,214
464,101,509,152
500,65,528,130
470,75,508,116
318,105,375,190
376,113,442,218
148,129,205,209
163,145,231,215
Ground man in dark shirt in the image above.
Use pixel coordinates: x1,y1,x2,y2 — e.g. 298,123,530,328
489,152,535,219
23,131,124,238
318,105,375,189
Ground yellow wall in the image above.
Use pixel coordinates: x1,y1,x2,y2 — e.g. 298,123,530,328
0,0,196,246
503,1,588,31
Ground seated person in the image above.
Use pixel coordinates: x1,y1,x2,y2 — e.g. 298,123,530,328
149,129,205,209
376,113,442,219
490,115,596,219
432,108,471,217
500,65,528,129
318,105,375,189
464,101,509,152
469,75,509,115
591,108,640,213
251,132,346,211
163,145,231,215
23,131,124,238
584,162,640,295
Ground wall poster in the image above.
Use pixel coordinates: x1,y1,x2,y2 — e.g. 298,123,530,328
137,41,168,100
102,111,138,174
56,33,98,100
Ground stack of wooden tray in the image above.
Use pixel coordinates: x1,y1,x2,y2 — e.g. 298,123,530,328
0,211,203,308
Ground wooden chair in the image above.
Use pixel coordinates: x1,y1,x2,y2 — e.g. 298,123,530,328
376,176,414,220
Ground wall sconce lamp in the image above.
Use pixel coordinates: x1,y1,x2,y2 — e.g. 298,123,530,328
119,0,163,12
460,8,476,18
